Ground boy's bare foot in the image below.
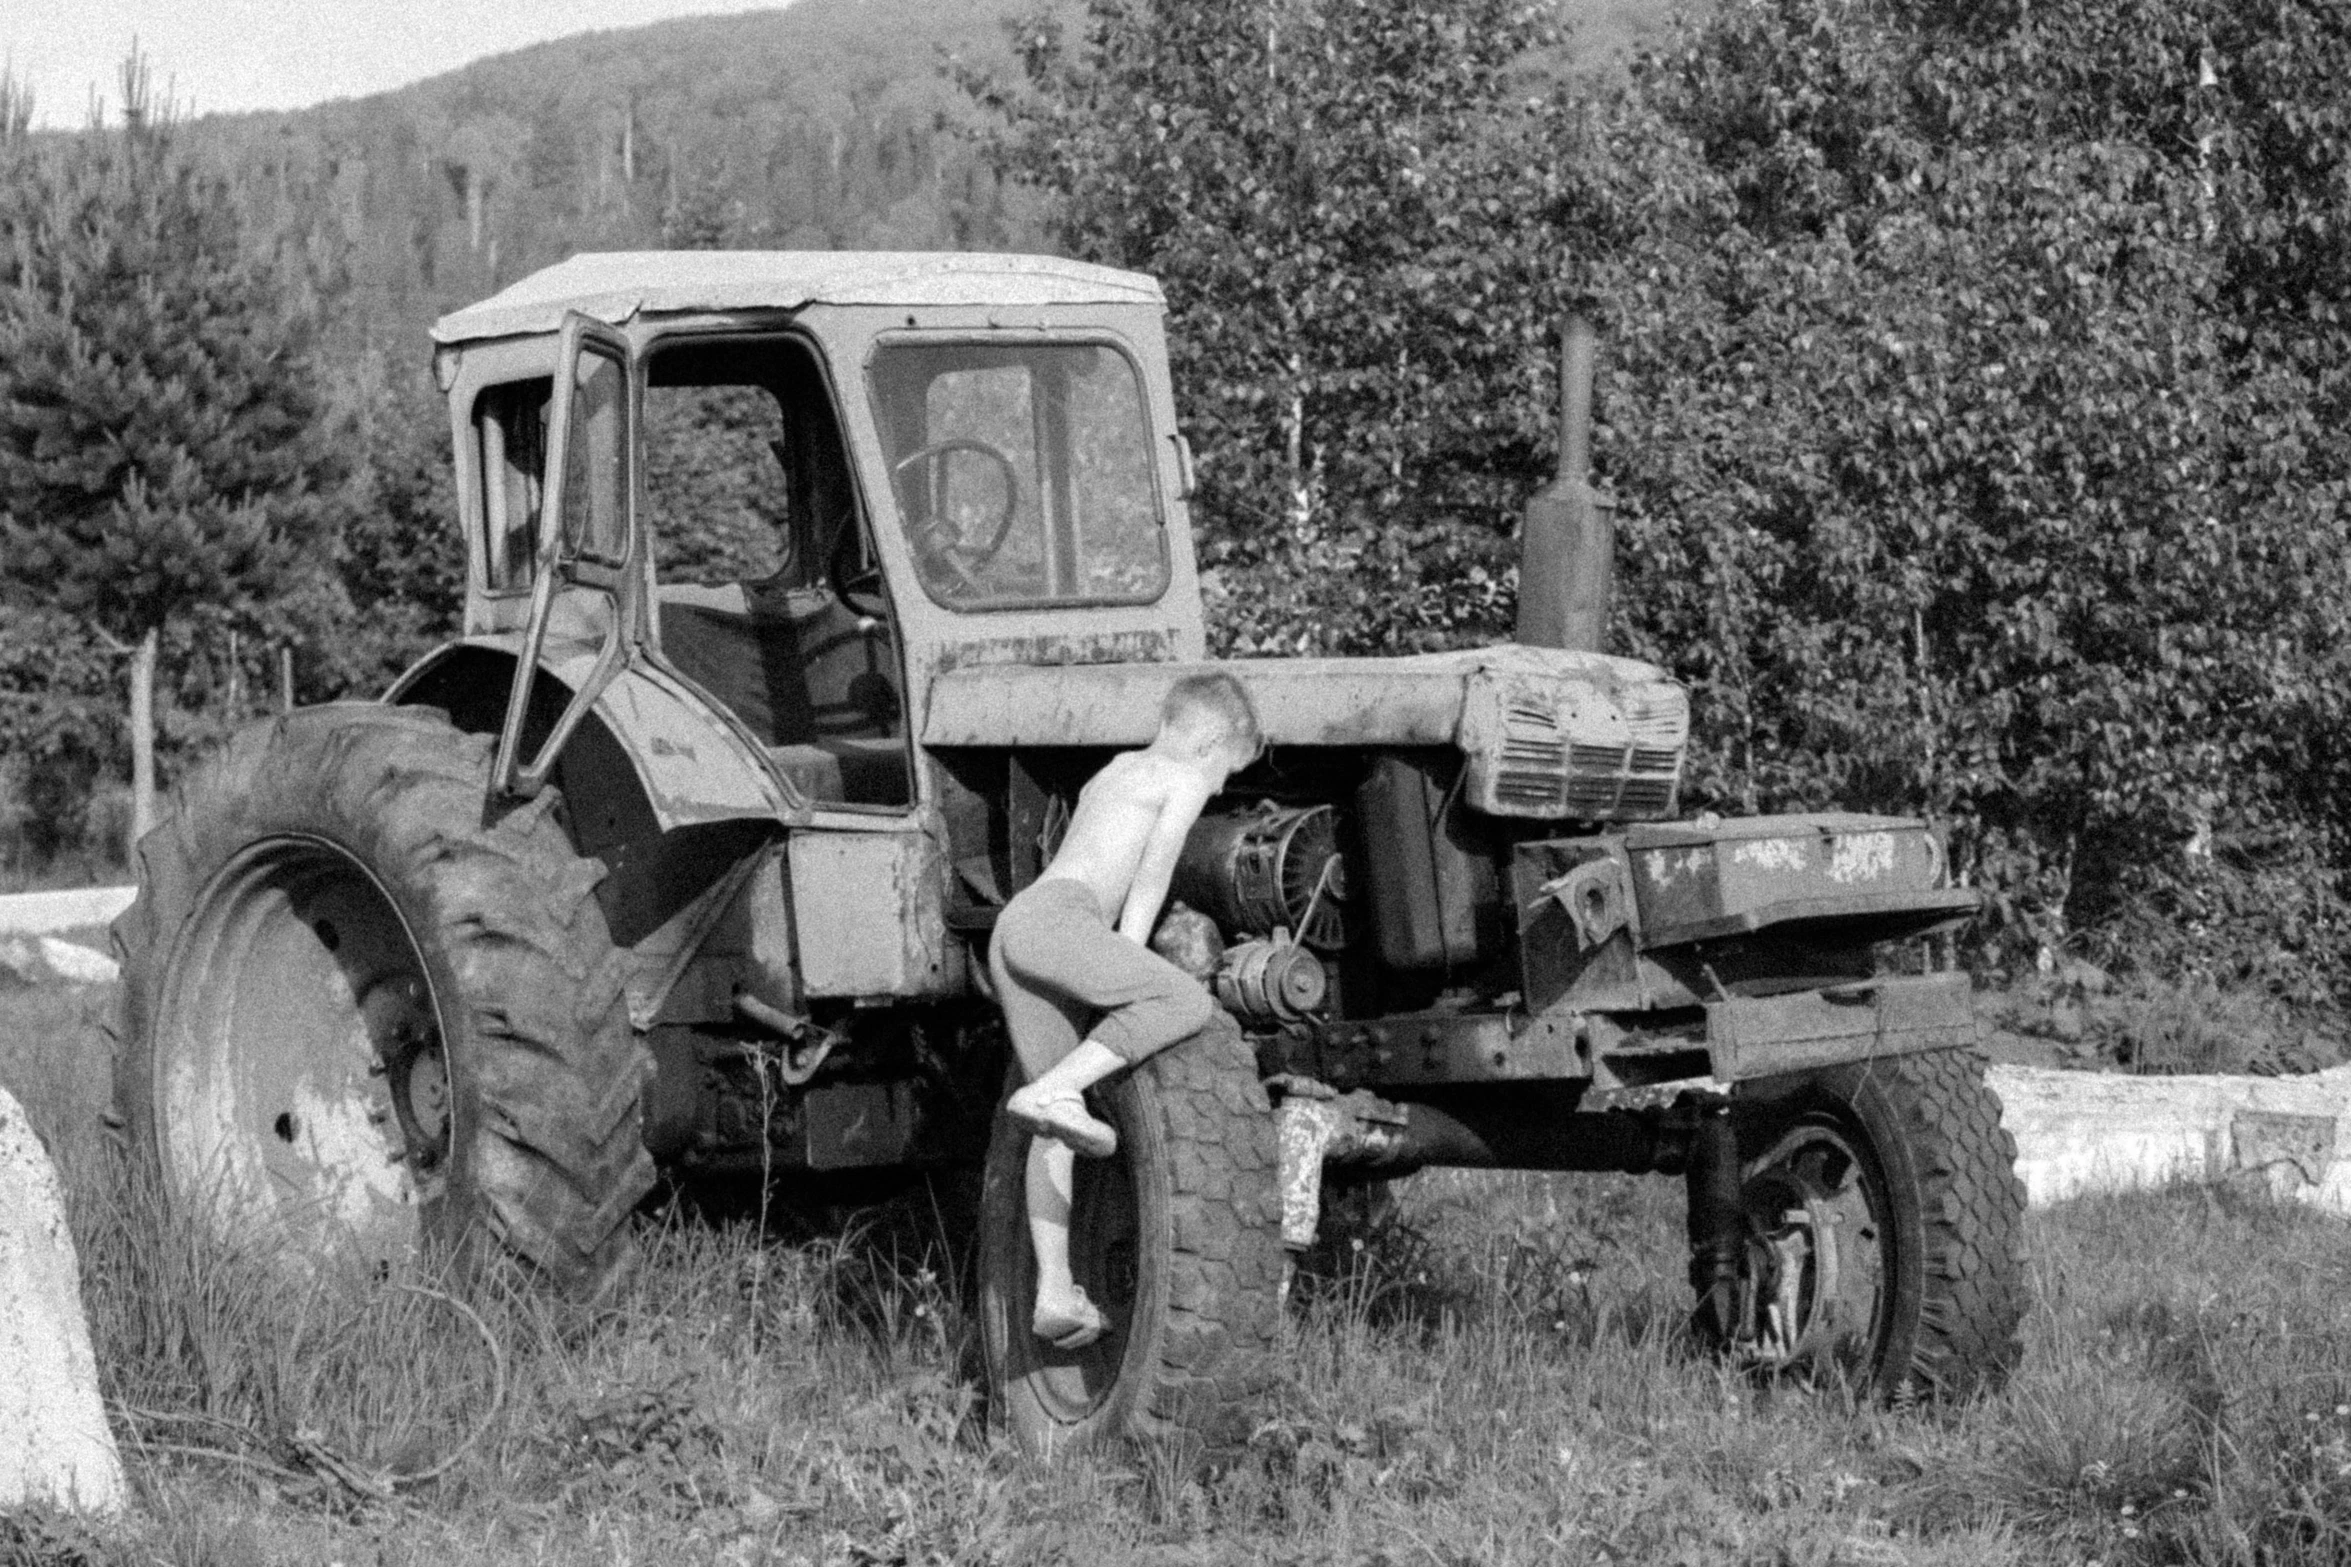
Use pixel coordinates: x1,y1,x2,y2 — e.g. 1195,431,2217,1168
1034,1284,1110,1350
1007,1084,1117,1158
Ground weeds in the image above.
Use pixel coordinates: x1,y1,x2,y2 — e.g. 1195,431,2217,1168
1985,966,2350,1076
7,984,2351,1563
0,1510,110,1567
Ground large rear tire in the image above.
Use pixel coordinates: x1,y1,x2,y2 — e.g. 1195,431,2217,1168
112,704,655,1297
1709,1048,2027,1400
978,1012,1283,1461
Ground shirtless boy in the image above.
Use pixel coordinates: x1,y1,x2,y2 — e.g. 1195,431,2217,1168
989,673,1263,1350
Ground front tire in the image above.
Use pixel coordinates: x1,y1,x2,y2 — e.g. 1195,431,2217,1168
1710,1048,2027,1400
113,705,655,1297
978,1012,1283,1461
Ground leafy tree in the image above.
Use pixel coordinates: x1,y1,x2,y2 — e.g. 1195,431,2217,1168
1611,0,2351,989
329,351,465,691
0,53,349,851
978,0,2351,993
970,0,1637,655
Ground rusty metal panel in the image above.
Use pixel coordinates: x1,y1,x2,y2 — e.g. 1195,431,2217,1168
786,831,957,998
936,630,1184,671
923,657,1458,748
547,649,795,828
1627,814,1975,946
1513,837,1646,1012
645,847,800,1028
1289,973,1975,1093
386,636,797,832
919,643,1683,756
1303,1010,1587,1091
1707,972,1976,1081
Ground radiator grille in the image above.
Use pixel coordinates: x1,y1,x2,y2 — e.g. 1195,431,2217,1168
1617,777,1679,815
1564,775,1627,815
1493,704,1568,810
1461,667,1689,821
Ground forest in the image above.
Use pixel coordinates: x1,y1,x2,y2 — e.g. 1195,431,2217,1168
0,0,1056,863
4,0,2349,1001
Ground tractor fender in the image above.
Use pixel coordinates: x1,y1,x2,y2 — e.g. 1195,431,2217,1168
387,637,800,834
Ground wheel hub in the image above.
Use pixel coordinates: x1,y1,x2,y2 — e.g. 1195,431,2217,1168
157,837,446,1276
365,975,449,1170
1733,1125,1884,1378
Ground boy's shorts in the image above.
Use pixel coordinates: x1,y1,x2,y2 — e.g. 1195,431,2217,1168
988,877,1214,1078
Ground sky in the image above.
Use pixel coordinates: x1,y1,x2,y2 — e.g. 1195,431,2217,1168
3,0,797,128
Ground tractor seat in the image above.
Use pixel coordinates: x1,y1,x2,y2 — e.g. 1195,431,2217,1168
657,580,910,806
768,736,910,808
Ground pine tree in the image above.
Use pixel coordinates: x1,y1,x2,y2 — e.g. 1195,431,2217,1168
0,50,348,852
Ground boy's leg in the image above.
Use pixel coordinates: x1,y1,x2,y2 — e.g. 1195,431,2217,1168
1024,1136,1105,1346
1009,1040,1127,1129
994,893,1127,1157
993,909,1113,1344
1005,924,1215,1116
996,973,1117,1159
1005,931,1209,1346
1079,945,1215,1068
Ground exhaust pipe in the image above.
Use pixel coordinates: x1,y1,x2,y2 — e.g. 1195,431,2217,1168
1514,316,1615,653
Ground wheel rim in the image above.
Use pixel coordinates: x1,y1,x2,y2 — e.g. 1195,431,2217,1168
1028,1111,1141,1425
156,835,446,1275
1735,1118,1889,1381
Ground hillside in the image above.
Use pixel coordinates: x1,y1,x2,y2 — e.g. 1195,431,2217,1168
177,0,1055,360
168,0,1680,362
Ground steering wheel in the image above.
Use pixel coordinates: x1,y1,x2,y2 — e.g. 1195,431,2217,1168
890,438,1021,593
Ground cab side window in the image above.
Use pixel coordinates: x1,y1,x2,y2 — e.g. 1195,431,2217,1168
559,345,631,566
475,379,550,593
644,384,795,587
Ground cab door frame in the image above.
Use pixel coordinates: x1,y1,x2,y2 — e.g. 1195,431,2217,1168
493,311,651,800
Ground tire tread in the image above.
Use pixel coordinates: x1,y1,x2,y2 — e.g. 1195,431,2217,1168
111,703,652,1297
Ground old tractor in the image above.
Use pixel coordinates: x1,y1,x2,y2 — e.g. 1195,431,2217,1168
115,252,2025,1458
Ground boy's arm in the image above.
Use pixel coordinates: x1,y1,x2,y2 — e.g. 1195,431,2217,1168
1117,773,1214,944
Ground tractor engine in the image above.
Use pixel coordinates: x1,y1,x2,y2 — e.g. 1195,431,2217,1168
1159,747,1977,1076
1166,804,1348,1025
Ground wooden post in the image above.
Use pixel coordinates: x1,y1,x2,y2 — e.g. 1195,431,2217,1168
128,628,157,857
278,646,294,714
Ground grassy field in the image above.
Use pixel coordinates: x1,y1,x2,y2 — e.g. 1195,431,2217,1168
4,983,2349,1567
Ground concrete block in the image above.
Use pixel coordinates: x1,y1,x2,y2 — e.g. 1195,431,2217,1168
0,937,119,989
0,887,136,939
0,1084,124,1513
1988,1062,2351,1213
33,939,118,987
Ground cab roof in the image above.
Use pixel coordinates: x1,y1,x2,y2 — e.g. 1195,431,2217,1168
430,250,1165,346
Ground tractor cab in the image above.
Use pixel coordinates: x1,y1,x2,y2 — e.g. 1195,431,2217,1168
400,251,1198,836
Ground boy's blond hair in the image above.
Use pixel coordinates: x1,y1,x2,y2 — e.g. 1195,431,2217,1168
1162,673,1263,759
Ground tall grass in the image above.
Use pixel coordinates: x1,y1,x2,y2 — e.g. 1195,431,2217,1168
5,983,2351,1564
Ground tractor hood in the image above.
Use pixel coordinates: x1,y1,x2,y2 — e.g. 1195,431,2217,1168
921,645,1691,822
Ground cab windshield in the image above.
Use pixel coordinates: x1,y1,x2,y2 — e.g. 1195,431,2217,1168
867,341,1169,609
